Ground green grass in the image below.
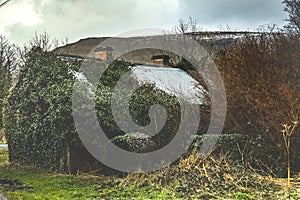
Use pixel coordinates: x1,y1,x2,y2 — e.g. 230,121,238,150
0,149,174,199
1,149,300,199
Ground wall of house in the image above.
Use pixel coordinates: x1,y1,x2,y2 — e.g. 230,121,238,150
95,51,107,60
95,51,113,60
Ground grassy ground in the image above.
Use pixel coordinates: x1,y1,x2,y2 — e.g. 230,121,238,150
1,148,300,199
0,149,175,199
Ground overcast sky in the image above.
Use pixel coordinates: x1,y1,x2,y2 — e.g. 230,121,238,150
0,0,288,46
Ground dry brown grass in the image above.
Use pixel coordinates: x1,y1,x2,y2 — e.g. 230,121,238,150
119,149,274,198
0,129,6,143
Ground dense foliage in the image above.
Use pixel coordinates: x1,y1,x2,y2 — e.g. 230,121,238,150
3,47,187,172
95,62,182,146
3,47,79,170
2,30,299,178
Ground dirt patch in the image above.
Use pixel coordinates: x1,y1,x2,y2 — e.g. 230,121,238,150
0,178,32,191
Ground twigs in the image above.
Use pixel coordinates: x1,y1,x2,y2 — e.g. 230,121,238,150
280,111,299,188
0,0,11,8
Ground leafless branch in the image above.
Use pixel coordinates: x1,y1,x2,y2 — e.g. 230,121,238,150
0,0,11,8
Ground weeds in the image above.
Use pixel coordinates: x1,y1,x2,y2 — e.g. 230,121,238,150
120,149,277,199
281,112,299,187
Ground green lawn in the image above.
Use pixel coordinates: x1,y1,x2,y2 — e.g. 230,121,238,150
0,149,175,199
1,149,300,199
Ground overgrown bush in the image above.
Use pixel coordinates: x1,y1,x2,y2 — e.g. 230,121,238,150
6,31,298,178
98,85,181,146
3,47,193,172
3,47,80,170
120,146,275,199
216,32,300,176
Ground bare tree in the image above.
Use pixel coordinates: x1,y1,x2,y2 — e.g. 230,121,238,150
28,31,53,51
0,35,18,128
176,18,189,35
169,16,203,66
175,16,200,35
0,35,18,76
18,31,68,65
283,0,300,33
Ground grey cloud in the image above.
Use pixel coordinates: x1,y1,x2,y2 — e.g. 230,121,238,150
7,23,36,45
7,0,179,45
5,0,288,46
179,0,287,30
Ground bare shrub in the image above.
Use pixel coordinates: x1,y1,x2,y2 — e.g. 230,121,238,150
216,32,300,175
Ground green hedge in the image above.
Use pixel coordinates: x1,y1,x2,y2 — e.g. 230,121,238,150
3,47,80,170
